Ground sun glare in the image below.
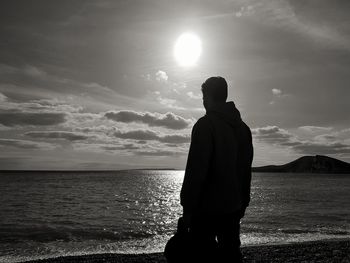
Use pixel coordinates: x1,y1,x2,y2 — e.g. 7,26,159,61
174,32,202,67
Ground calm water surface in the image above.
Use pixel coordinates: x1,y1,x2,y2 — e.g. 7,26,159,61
0,170,349,262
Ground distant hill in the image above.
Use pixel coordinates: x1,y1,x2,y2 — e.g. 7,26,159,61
252,155,350,174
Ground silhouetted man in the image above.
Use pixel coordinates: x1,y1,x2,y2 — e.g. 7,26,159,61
180,76,253,262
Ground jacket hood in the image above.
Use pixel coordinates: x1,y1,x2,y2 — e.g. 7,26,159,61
206,101,242,127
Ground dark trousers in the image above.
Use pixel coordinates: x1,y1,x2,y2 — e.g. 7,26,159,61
189,212,242,263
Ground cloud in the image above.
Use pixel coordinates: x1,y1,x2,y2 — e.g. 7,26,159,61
22,65,47,78
0,92,7,102
292,141,350,155
114,129,158,141
0,124,11,131
113,129,190,144
26,99,83,113
160,134,191,144
271,88,291,98
141,72,196,111
135,150,183,157
187,91,202,100
253,125,350,156
0,64,47,79
72,142,142,153
0,63,140,110
73,138,188,158
270,88,291,105
102,143,140,151
342,128,350,133
298,126,333,133
272,88,282,96
63,112,107,134
236,0,350,51
252,126,293,143
0,138,54,150
235,5,255,17
0,111,66,127
25,131,91,141
0,97,89,128
156,96,185,110
315,134,337,141
155,70,168,82
73,125,111,133
141,73,151,81
105,110,192,130
0,92,82,113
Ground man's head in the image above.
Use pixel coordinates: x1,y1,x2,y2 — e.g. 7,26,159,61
201,76,228,110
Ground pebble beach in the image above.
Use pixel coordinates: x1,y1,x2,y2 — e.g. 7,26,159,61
24,239,350,263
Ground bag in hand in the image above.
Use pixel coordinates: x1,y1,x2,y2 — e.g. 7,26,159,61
164,217,191,263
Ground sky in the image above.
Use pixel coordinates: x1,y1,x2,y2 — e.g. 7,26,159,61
0,0,349,170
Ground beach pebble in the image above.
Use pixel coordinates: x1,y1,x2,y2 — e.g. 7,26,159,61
22,240,350,263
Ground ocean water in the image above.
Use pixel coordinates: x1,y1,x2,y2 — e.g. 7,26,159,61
0,170,349,262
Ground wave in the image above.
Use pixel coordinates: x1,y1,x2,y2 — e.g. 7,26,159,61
242,225,350,236
2,224,348,245
0,226,155,243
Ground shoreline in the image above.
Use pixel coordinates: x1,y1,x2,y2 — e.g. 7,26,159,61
21,239,350,263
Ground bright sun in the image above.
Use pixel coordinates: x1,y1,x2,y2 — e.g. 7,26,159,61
174,32,202,67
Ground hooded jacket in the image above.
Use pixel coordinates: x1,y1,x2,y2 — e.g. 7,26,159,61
180,101,253,214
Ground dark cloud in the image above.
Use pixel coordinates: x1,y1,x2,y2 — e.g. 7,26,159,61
0,110,66,127
252,126,293,142
113,129,190,144
114,129,159,141
253,125,350,156
165,143,180,147
292,141,350,155
105,110,192,130
25,131,90,141
73,126,109,133
161,134,190,144
0,138,54,149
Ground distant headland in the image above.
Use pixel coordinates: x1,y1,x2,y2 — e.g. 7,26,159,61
252,155,350,174
0,155,349,173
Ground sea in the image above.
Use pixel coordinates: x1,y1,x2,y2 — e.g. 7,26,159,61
0,170,349,262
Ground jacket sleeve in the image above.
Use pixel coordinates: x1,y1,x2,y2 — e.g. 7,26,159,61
180,118,213,214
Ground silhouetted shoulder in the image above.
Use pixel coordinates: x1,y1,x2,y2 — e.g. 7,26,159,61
243,122,252,140
192,116,213,133
242,122,252,138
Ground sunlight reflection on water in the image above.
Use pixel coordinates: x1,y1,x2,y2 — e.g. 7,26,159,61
0,170,349,262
